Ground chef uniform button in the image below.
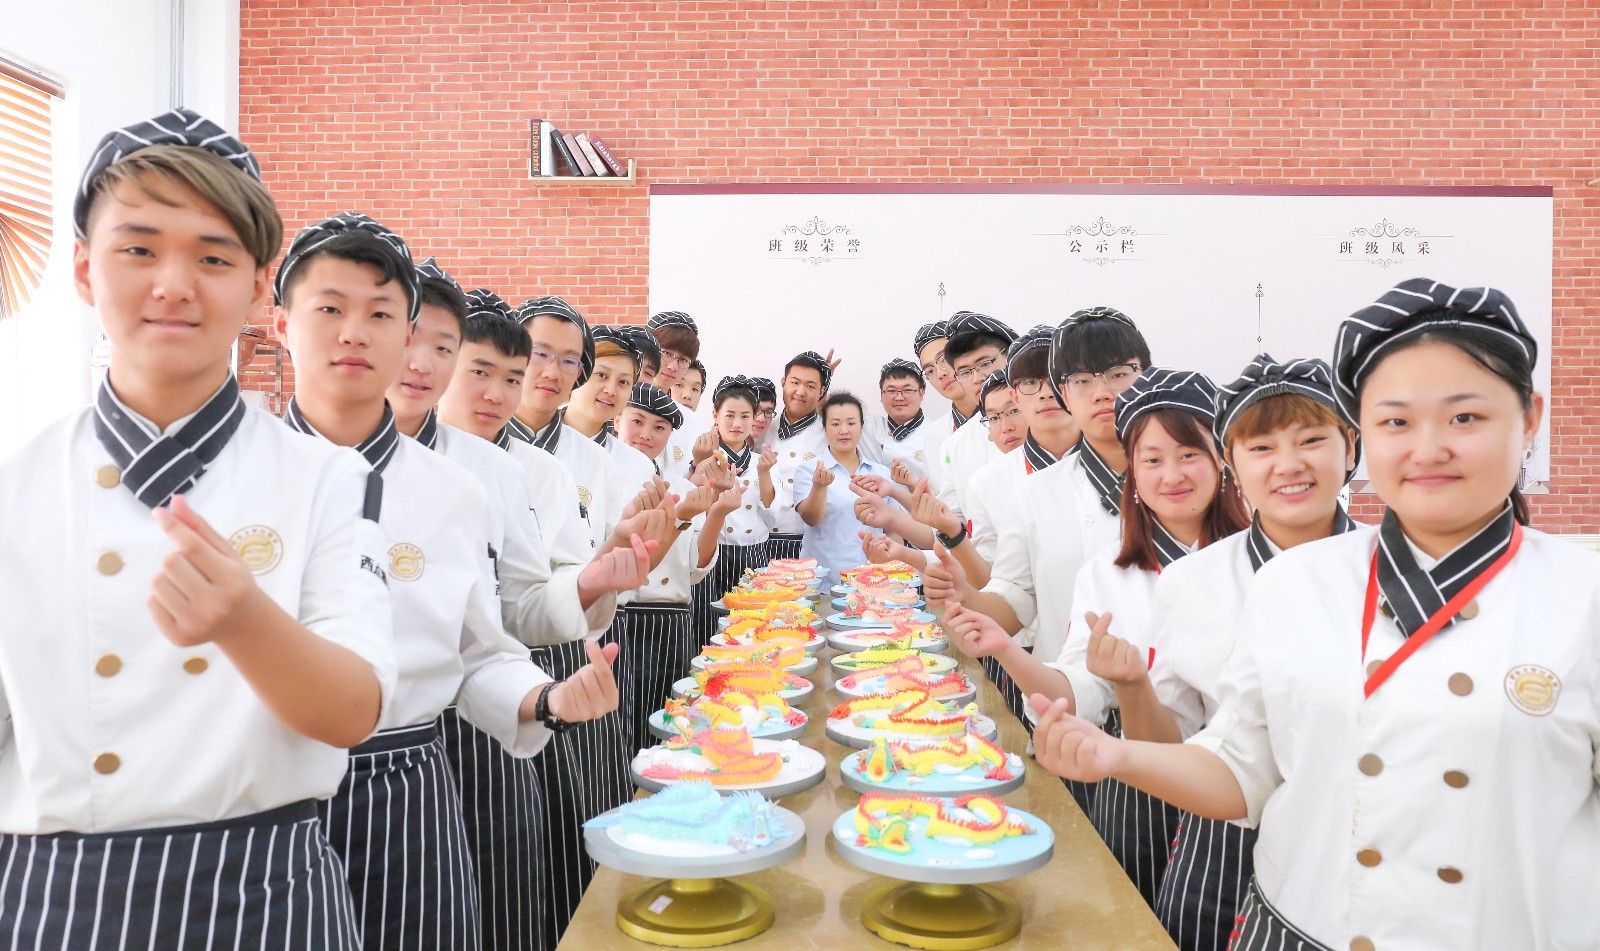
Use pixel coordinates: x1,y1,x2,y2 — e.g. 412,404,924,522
1448,673,1474,696
1366,659,1384,678
660,577,670,585
93,752,121,775
787,478,795,484
95,465,122,488
1437,866,1464,884
744,529,752,534
182,657,209,675
1350,938,1376,951
724,527,734,534
745,504,753,510
1358,753,1383,776
96,552,124,576
1443,769,1469,788
95,654,123,677
788,452,796,458
1356,848,1382,867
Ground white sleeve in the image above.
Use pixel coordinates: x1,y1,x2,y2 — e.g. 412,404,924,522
499,476,590,650
1040,562,1115,728
1148,572,1208,740
981,506,1037,628
527,455,617,640
455,494,555,758
689,519,717,581
964,473,1000,565
1187,588,1281,828
859,417,889,468
302,454,399,729
934,432,964,519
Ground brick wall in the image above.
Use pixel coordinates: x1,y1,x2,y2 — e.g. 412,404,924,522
238,0,1600,531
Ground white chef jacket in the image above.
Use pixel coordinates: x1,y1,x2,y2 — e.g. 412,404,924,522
1147,530,1259,739
1043,540,1170,729
344,435,553,755
0,405,397,834
434,423,593,648
620,473,716,605
599,430,657,504
790,452,895,587
658,403,706,483
921,411,955,495
767,417,829,536
860,413,936,484
933,414,1000,520
713,463,777,549
505,438,618,641
981,449,1121,663
963,447,1039,649
1190,527,1600,950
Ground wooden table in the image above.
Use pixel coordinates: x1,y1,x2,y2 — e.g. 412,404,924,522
559,648,1177,950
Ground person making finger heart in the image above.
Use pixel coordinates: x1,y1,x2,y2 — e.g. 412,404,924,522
273,213,629,950
793,392,901,588
690,377,780,637
765,351,836,562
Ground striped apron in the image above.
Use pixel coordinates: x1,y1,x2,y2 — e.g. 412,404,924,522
764,533,803,564
0,801,360,949
1228,879,1333,951
1088,709,1181,908
527,638,633,947
321,722,477,951
691,541,771,641
437,708,547,951
1156,814,1257,951
615,602,697,754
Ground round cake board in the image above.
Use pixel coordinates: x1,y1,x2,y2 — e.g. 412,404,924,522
831,596,926,610
830,652,957,677
646,709,807,742
826,629,949,654
709,630,826,654
828,802,1053,885
693,653,819,677
836,748,1027,797
631,740,827,796
585,804,807,881
672,675,814,706
833,677,975,708
825,715,998,750
825,610,937,632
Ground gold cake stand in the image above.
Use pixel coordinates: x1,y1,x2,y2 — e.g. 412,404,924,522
860,880,1021,950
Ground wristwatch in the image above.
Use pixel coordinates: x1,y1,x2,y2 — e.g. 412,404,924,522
675,519,694,532
533,682,574,733
933,521,968,550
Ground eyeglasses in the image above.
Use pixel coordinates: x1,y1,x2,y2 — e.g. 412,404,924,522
980,405,1023,428
919,356,948,376
952,355,1000,383
881,386,920,399
529,347,586,377
755,408,777,419
1059,363,1143,394
659,351,690,370
1010,377,1046,395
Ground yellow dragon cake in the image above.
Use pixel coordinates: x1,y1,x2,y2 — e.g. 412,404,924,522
852,792,1033,854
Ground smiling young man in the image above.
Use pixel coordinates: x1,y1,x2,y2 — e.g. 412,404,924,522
764,350,835,561
929,310,1018,521
0,111,395,946
273,213,627,950
861,357,937,483
646,310,707,480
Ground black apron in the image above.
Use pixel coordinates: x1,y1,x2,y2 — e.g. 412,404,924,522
1154,813,1257,951
1088,709,1181,907
615,602,697,754
1229,878,1334,951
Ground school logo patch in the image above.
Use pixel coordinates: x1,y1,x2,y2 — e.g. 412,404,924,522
914,451,925,463
803,452,816,462
1504,665,1561,716
673,446,684,462
578,486,593,510
388,542,426,583
230,525,283,575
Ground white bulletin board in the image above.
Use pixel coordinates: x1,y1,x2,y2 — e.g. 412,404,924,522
649,185,1553,489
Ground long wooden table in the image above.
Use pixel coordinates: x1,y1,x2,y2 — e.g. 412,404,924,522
559,644,1177,950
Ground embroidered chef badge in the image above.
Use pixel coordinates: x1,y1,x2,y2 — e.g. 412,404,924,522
230,525,284,575
388,542,426,582
578,486,593,511
1504,665,1561,716
673,446,684,462
914,451,925,463
803,452,816,462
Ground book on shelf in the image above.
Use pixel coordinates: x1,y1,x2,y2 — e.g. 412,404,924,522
575,134,611,176
561,132,594,175
589,137,627,176
538,120,557,176
528,118,541,176
550,130,584,175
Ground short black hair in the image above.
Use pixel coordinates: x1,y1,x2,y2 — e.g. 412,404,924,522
821,391,865,423
418,278,468,335
463,308,532,361
684,359,706,385
783,354,829,388
652,324,700,360
1051,318,1152,377
1007,345,1049,384
943,331,1011,366
279,232,412,313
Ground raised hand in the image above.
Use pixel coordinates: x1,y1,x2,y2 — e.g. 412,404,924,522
677,484,718,520
710,483,742,517
942,601,1012,658
812,460,834,488
849,481,895,529
822,347,842,374
148,495,261,647
860,530,894,564
546,639,622,722
1083,611,1149,686
851,472,892,496
582,531,659,594
756,446,778,474
1029,694,1126,783
692,429,720,466
890,458,916,488
920,541,970,607
910,480,961,537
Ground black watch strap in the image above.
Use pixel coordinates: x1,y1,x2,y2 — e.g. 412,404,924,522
535,681,573,733
934,520,968,550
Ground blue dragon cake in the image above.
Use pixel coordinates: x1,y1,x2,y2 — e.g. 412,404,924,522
587,781,791,855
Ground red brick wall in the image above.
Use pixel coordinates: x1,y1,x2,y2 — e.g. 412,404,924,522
237,0,1600,532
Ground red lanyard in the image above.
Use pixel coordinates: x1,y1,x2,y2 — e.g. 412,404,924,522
1360,522,1522,698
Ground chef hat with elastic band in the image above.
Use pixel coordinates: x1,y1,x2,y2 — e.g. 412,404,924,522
912,320,949,360
1332,277,1536,427
647,311,698,334
628,382,684,429
615,325,662,373
1114,368,1220,444
1216,354,1360,480
516,296,595,386
712,374,759,408
879,358,924,388
274,212,419,324
750,377,777,404
944,311,1019,364
977,368,1012,413
785,351,833,391
464,288,514,321
591,324,640,366
412,257,467,326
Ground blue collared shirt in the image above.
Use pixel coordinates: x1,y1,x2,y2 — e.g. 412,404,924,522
791,450,899,586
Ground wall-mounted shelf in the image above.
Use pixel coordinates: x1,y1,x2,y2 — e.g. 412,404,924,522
530,160,636,186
